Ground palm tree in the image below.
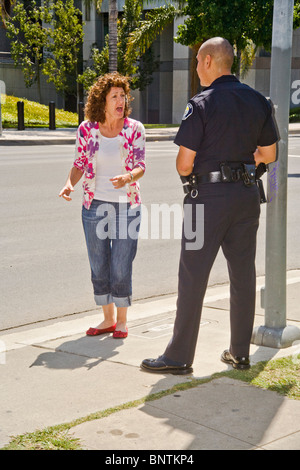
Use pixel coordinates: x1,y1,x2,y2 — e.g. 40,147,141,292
85,1,185,73
125,3,183,65
83,0,118,72
108,0,117,71
0,0,13,26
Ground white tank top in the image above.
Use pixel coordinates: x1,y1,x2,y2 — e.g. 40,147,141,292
93,135,127,202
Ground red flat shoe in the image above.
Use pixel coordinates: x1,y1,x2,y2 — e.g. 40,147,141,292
113,327,128,339
86,323,117,336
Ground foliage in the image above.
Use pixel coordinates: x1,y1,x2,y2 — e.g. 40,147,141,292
0,0,14,25
5,0,84,99
125,3,181,59
293,1,300,29
42,0,84,96
223,354,300,400
1,95,78,127
289,106,300,123
5,1,51,97
176,0,272,50
79,0,160,91
175,0,300,76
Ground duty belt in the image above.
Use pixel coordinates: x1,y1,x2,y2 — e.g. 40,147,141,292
180,162,266,203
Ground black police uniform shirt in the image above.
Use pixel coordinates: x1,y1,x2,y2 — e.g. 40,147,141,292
174,75,279,175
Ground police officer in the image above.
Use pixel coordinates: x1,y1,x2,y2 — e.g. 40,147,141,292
141,37,279,374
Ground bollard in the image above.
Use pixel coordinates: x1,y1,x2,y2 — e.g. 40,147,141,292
78,101,84,125
0,80,6,137
17,101,25,130
49,101,56,130
0,96,2,137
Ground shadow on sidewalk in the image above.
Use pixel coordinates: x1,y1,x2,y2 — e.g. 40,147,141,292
29,334,124,371
136,345,299,450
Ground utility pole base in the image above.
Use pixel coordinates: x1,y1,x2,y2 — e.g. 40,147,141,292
251,325,300,349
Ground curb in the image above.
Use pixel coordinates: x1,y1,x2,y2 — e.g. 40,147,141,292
0,138,76,146
1,129,300,146
0,131,177,146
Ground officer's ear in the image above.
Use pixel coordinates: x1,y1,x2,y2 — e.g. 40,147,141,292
205,54,212,68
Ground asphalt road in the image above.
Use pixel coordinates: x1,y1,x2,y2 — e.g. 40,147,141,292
0,139,299,330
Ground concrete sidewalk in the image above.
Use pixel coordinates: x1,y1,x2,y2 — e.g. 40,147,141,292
0,122,300,146
0,126,179,145
0,270,299,450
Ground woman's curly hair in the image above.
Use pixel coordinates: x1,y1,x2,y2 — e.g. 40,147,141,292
84,72,132,123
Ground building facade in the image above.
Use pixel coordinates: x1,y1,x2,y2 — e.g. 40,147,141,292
1,0,300,124
79,0,192,124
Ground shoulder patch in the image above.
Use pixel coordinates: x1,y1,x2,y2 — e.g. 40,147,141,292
182,103,193,120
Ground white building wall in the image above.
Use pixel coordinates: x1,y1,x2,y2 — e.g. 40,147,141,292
242,27,300,109
82,3,97,62
172,17,190,124
96,0,191,123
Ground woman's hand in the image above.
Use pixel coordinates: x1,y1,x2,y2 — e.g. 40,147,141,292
110,174,131,189
59,167,83,201
59,183,74,201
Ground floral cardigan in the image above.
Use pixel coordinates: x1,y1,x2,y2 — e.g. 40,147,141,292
73,117,146,209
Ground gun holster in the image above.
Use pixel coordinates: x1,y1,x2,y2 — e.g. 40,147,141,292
180,162,267,203
255,163,267,203
180,175,191,194
180,174,199,198
241,163,256,187
241,163,267,203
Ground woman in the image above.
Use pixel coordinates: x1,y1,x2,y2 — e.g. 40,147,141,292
59,72,146,339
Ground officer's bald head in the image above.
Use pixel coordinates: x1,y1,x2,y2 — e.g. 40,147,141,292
198,37,234,72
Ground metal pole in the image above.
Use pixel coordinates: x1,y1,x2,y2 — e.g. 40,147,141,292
252,0,300,348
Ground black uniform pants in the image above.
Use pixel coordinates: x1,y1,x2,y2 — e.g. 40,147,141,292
164,181,261,366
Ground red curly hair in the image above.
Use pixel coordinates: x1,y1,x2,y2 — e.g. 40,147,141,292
84,72,132,123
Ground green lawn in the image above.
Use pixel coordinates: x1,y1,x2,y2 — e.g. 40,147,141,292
1,95,78,128
1,94,300,129
1,95,181,129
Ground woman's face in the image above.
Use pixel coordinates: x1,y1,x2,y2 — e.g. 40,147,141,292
105,86,126,120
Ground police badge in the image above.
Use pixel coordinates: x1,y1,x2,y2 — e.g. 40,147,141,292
182,103,193,120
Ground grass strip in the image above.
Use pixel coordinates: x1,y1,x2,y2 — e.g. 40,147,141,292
1,95,78,128
1,95,180,129
1,354,299,450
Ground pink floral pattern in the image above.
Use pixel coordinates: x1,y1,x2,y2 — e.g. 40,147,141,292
73,118,146,209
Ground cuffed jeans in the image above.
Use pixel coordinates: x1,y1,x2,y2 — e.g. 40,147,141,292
82,199,141,308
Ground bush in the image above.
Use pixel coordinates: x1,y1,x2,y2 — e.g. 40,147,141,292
1,95,78,128
290,106,300,123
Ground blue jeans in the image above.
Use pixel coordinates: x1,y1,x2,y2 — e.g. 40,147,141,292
82,199,141,308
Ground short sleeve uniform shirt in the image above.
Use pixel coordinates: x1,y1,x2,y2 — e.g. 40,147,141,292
174,75,279,175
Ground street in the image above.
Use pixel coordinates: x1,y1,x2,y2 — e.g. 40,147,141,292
0,139,299,330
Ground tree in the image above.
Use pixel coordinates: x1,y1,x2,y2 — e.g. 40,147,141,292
5,0,52,102
80,1,187,92
175,0,300,83
122,1,189,93
125,1,184,62
108,0,118,72
5,0,84,105
85,0,118,72
42,0,84,104
79,0,159,91
175,0,273,80
0,0,14,26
